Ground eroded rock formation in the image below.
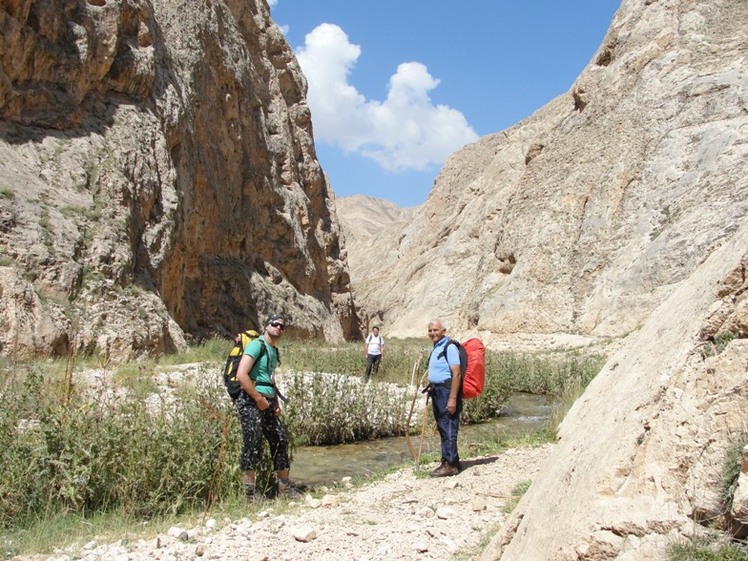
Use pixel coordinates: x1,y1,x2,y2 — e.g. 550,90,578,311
336,0,748,558
347,0,747,356
0,0,358,360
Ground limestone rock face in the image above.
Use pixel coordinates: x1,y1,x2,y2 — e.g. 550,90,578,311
336,0,748,558
350,0,748,354
336,195,416,328
0,0,358,359
484,230,748,560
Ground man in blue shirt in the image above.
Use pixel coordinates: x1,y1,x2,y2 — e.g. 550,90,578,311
427,319,462,477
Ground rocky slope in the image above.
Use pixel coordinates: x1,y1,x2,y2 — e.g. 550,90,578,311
348,0,747,353
10,445,554,561
338,0,748,558
336,195,417,327
0,0,358,360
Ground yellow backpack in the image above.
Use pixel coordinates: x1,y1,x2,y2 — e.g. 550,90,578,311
222,330,261,399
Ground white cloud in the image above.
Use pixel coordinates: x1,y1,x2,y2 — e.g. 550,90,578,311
295,23,478,172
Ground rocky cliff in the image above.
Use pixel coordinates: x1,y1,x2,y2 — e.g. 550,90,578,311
0,0,358,360
347,0,747,355
335,195,416,328
337,0,748,558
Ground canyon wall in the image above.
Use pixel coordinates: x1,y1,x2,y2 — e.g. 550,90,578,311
0,0,358,360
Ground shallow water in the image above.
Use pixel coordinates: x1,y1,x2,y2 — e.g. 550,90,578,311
291,392,551,486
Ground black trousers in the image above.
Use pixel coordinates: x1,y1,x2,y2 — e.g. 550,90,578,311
364,354,381,380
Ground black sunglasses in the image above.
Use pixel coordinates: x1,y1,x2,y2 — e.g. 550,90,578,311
269,321,286,330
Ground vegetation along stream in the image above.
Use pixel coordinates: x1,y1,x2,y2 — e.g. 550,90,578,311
292,392,552,486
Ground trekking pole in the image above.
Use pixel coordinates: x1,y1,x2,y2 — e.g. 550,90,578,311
404,358,421,460
416,391,430,471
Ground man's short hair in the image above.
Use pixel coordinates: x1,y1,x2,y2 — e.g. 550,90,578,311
428,319,448,330
265,313,287,326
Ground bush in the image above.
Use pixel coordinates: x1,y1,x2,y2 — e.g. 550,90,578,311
462,350,605,425
0,363,249,528
281,371,410,445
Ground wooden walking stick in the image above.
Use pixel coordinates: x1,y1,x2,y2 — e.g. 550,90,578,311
416,390,430,471
404,357,421,460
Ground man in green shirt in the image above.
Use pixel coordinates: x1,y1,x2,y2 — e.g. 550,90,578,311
235,313,300,502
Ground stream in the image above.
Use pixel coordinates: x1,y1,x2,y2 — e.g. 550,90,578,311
292,392,552,487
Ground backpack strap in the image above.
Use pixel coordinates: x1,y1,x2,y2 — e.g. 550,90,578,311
440,339,464,379
437,339,456,361
251,340,288,404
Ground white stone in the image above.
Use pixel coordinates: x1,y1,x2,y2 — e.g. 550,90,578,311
320,494,340,507
436,506,458,520
291,526,317,542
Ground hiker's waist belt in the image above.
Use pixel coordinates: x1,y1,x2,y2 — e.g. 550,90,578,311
250,380,288,404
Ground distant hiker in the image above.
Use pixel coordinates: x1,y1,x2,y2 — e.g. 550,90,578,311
363,326,384,381
426,319,462,477
234,313,301,502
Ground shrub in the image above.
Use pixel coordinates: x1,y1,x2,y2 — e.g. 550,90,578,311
668,538,747,561
0,363,254,527
281,371,409,445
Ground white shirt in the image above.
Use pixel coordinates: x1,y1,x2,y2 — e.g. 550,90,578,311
366,334,384,355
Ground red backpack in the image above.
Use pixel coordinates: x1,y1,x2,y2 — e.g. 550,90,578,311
434,338,487,399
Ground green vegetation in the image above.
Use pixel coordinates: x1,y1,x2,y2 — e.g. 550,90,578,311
283,371,410,445
668,538,747,561
282,337,605,430
721,434,748,517
0,365,244,531
59,205,86,218
0,337,605,556
665,433,748,561
0,187,15,200
701,331,736,359
503,479,532,513
39,207,53,247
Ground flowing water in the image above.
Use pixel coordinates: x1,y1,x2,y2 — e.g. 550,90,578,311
292,392,552,487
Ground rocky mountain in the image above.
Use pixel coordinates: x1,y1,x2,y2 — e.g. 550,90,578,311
345,0,747,357
3,0,748,557
335,195,417,327
335,0,748,558
0,0,359,360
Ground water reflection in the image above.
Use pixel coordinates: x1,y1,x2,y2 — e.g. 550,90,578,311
292,393,551,487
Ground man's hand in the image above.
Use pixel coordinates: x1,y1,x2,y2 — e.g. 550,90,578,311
255,394,270,411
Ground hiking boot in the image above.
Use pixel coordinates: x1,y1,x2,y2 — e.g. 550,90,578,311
429,462,460,478
429,460,448,477
244,484,266,505
277,479,304,500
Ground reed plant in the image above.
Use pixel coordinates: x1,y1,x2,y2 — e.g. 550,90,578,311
281,337,427,385
0,361,248,529
0,335,605,541
281,371,410,445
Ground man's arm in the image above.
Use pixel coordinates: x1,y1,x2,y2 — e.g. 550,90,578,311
447,363,461,414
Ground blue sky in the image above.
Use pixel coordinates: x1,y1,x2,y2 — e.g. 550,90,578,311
269,1,621,208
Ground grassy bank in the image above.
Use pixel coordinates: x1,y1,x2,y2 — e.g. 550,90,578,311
0,338,605,556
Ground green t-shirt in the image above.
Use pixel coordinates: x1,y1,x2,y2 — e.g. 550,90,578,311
243,336,279,397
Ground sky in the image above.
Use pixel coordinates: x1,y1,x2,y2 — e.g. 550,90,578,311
269,1,621,208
